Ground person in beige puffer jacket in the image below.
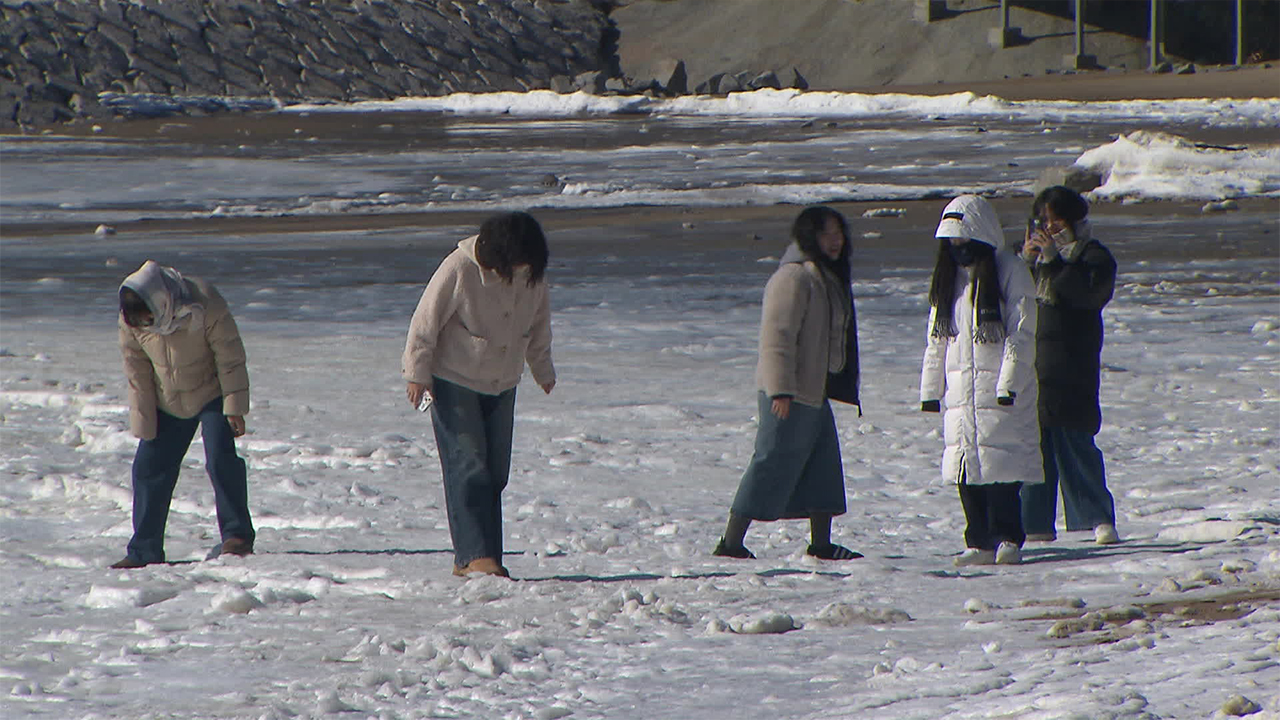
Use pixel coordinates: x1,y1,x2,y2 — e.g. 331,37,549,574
111,260,254,569
403,212,556,579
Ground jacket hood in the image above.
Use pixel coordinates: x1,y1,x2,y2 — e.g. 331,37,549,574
458,235,531,286
120,260,202,335
934,195,1006,252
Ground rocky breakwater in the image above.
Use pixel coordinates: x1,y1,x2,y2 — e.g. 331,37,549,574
0,0,618,131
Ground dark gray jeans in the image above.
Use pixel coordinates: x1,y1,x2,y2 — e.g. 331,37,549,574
429,377,517,568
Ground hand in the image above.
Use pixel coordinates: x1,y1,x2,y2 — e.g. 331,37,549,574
1023,229,1052,259
771,396,792,420
540,380,556,394
406,381,432,409
921,400,940,413
997,391,1016,407
226,415,246,437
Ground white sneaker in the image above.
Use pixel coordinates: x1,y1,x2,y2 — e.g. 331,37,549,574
1094,524,1120,545
1025,532,1056,542
953,548,996,567
995,541,1022,565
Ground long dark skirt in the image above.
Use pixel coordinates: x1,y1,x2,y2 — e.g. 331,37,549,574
730,393,847,521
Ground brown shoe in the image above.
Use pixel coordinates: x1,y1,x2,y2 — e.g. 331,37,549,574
110,556,149,569
221,537,254,557
452,557,510,578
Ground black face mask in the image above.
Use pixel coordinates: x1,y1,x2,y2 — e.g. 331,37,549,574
949,241,980,267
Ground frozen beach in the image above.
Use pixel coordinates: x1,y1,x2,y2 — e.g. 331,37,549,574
1,89,1278,719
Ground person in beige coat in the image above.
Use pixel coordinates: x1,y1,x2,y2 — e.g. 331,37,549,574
403,211,556,579
112,260,254,569
713,206,863,561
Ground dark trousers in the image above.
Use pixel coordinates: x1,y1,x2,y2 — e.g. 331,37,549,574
1021,426,1115,534
958,480,1024,550
430,377,517,568
127,397,253,564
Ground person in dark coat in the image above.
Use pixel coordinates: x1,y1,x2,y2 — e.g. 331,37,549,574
713,206,863,561
1019,186,1120,545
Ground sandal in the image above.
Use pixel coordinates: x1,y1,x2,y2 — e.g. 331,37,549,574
806,543,863,560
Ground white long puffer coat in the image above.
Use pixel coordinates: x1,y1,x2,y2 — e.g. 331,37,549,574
920,196,1042,486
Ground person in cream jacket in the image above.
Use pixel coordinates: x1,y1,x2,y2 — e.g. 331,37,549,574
403,212,555,579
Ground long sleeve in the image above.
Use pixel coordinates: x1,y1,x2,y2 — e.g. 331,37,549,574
1037,243,1116,310
920,305,947,403
402,258,462,386
203,287,250,417
524,282,556,387
756,267,806,399
120,319,159,440
997,260,1038,399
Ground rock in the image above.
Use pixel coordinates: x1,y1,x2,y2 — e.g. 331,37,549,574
1033,165,1104,195
1176,63,1197,75
652,58,688,95
697,72,727,95
787,67,809,90
717,73,742,94
574,70,609,94
748,70,780,90
539,173,561,188
1221,694,1261,716
1150,61,1174,74
94,224,116,237
549,75,575,93
1201,199,1240,213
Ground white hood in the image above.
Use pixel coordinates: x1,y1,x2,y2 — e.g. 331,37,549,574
933,195,1006,252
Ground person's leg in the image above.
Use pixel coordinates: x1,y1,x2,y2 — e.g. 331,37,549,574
990,482,1026,547
1020,428,1060,537
199,398,254,549
957,477,993,550
477,385,517,569
723,393,821,555
1054,427,1116,532
809,513,832,548
431,377,502,570
125,410,200,564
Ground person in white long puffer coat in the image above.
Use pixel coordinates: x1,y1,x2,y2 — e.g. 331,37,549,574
920,195,1042,567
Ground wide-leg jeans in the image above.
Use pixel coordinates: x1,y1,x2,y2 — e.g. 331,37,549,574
429,377,517,568
127,397,253,564
1021,426,1115,535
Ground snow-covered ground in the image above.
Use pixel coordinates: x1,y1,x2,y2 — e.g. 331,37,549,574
2,89,1278,719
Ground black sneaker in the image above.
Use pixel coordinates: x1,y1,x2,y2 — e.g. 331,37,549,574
805,543,864,560
712,538,755,559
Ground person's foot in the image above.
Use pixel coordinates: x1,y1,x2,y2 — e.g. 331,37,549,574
221,537,254,557
109,556,149,569
995,541,1022,565
452,557,511,578
712,538,755,559
806,543,864,560
1094,524,1120,545
953,548,996,567
1025,532,1056,542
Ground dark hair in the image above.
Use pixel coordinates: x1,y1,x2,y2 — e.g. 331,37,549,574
1032,185,1089,229
791,205,851,284
119,287,152,327
928,239,1004,342
475,211,549,286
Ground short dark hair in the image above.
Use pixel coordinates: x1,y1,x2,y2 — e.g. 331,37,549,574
119,287,152,327
791,205,851,282
475,211,549,286
1032,185,1089,226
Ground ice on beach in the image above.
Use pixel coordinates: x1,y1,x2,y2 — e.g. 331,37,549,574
1076,130,1280,202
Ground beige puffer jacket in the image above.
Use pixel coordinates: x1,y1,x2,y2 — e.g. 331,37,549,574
402,236,555,395
120,277,250,440
755,248,848,409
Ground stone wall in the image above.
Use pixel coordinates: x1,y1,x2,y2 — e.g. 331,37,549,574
0,0,617,130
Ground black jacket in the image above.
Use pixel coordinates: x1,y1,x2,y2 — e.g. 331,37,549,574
1033,239,1116,434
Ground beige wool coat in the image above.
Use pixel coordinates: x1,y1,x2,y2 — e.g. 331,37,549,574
755,250,849,409
120,278,250,440
402,236,555,395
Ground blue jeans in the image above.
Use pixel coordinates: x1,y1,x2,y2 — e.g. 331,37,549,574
1021,426,1115,534
127,397,253,564
429,377,517,568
